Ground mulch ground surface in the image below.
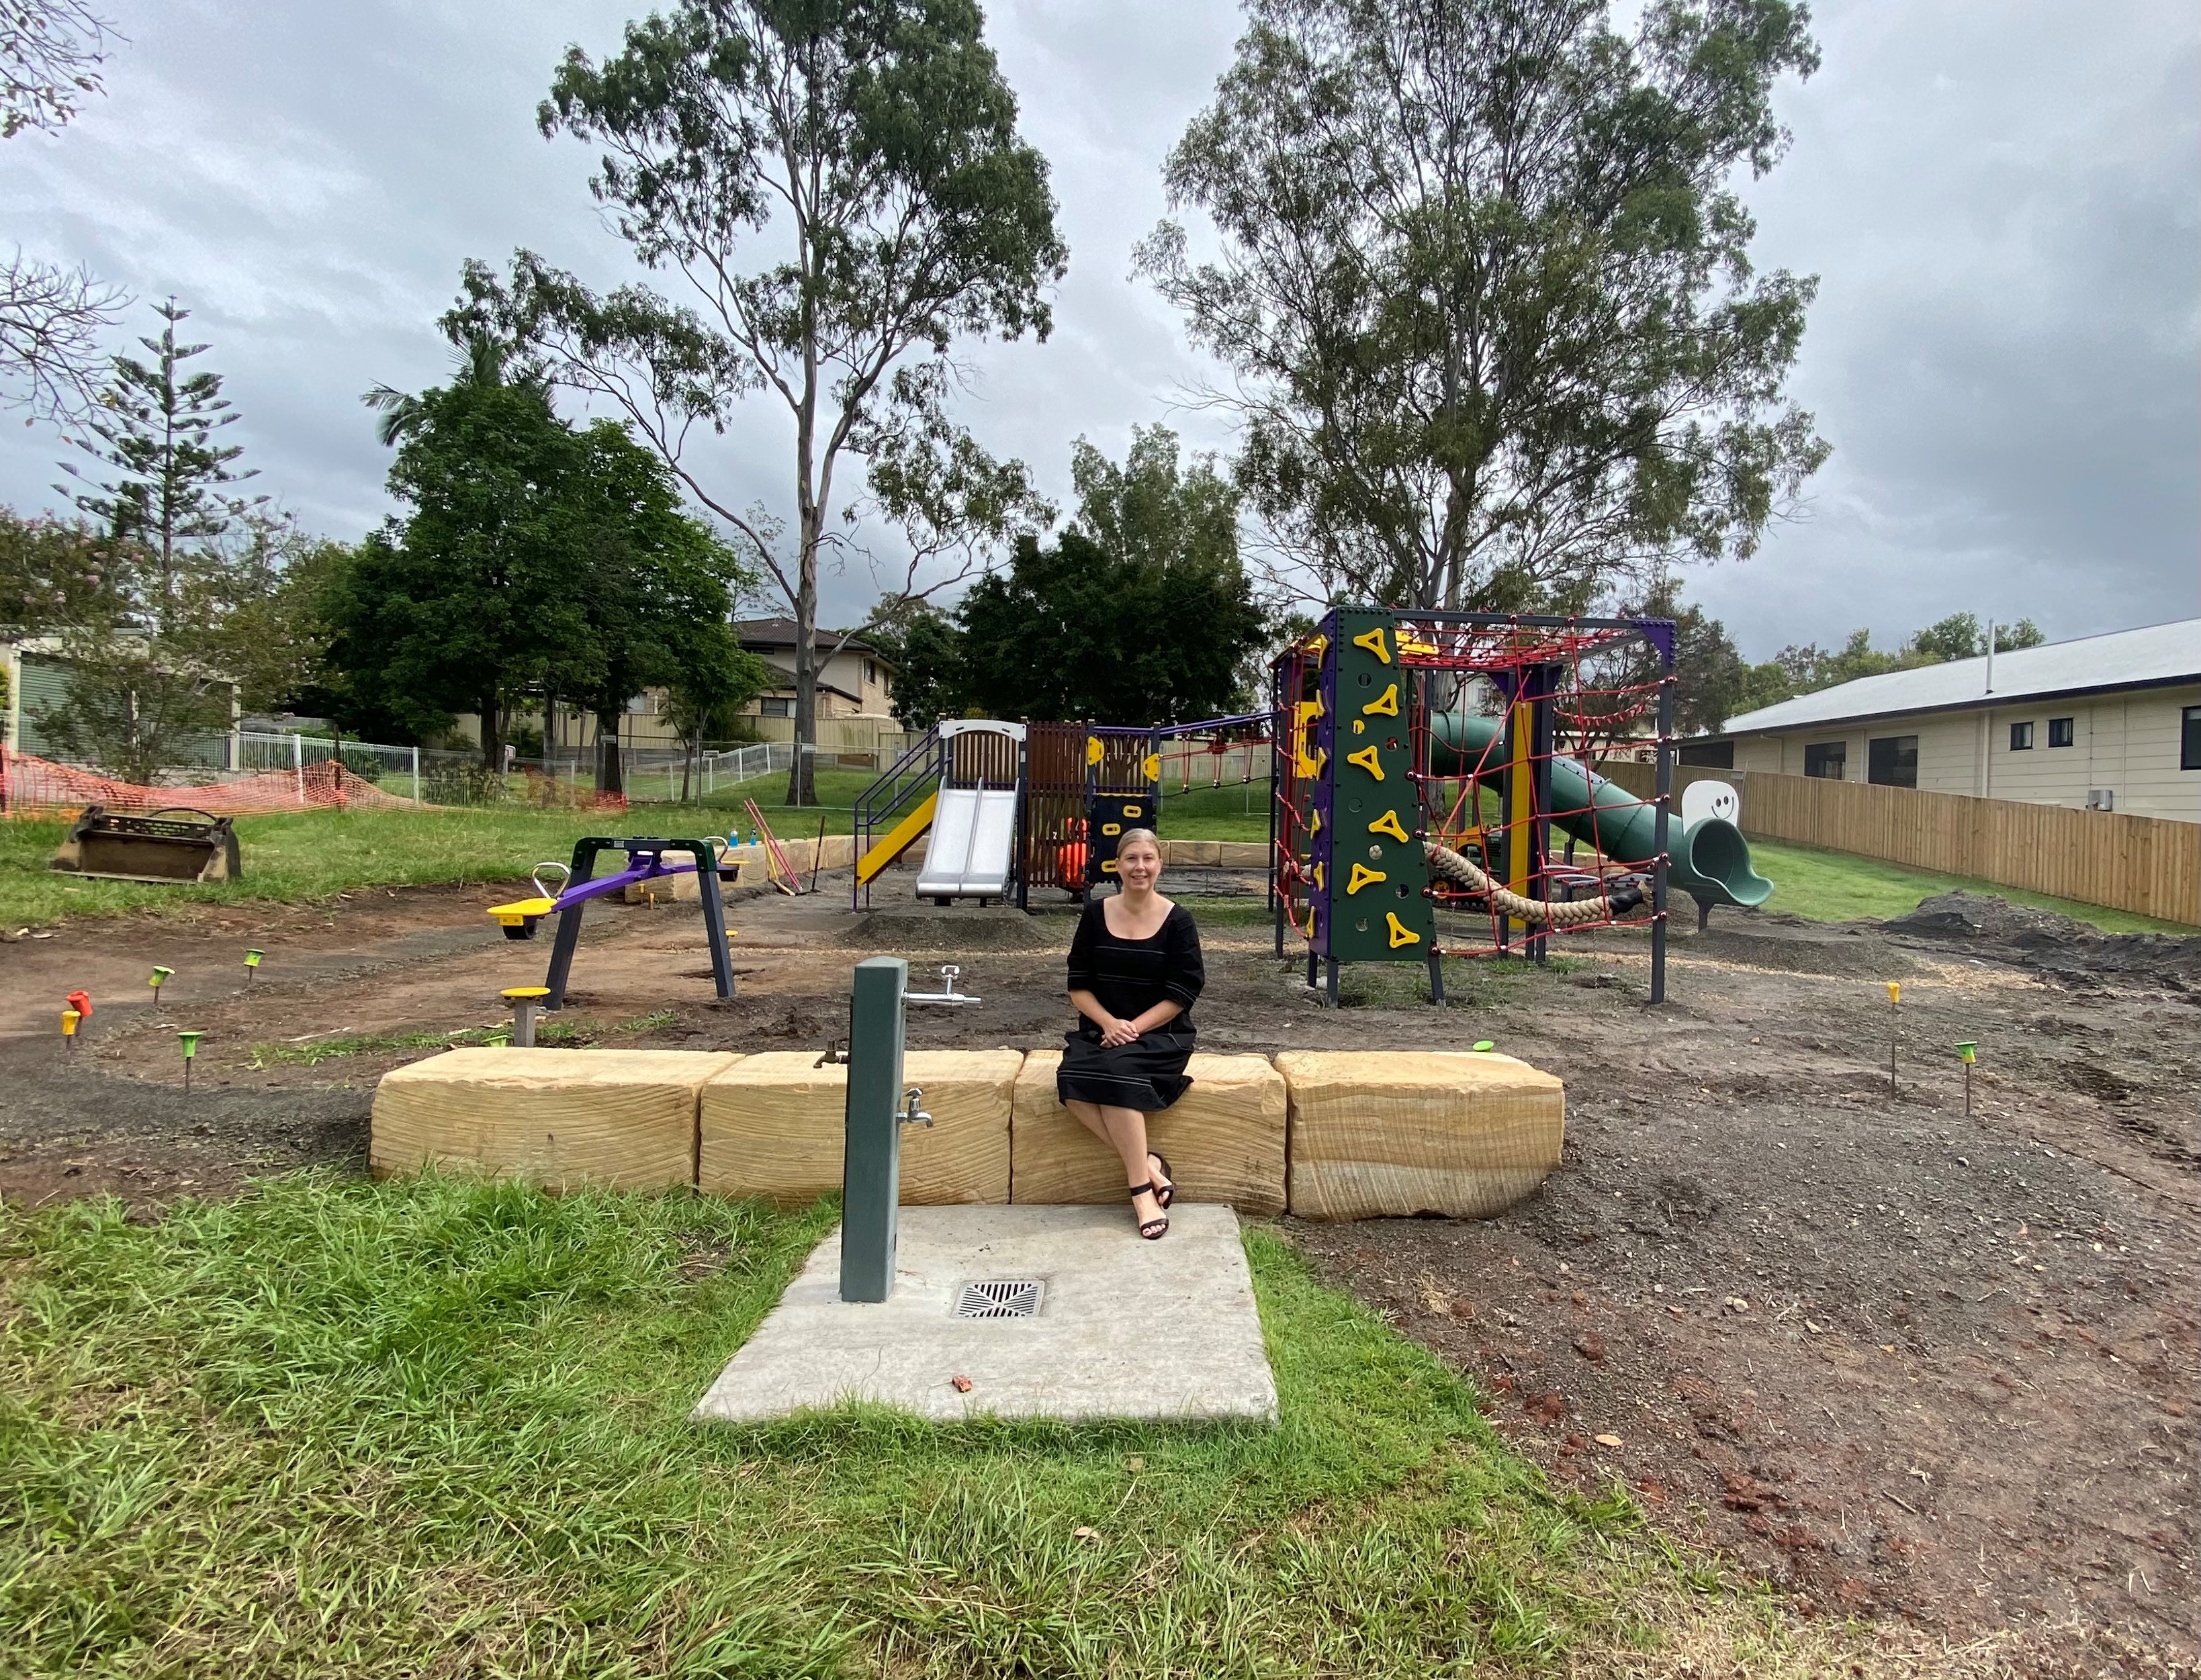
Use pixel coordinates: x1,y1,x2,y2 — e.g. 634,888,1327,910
3,871,2194,1673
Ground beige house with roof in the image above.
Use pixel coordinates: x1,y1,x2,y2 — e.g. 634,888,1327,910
1687,619,2200,823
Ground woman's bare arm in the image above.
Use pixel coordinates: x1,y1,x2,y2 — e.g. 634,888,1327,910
1069,988,1181,1047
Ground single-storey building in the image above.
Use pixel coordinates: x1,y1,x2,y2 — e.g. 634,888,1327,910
1685,618,2200,823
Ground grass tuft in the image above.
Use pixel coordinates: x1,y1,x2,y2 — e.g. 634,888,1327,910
0,1172,1846,1677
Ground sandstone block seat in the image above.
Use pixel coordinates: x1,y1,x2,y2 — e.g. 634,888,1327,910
370,1047,739,1191
699,1048,1019,1205
1277,1049,1564,1221
1010,1050,1287,1216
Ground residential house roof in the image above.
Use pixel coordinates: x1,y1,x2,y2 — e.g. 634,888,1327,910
1718,618,2201,736
734,617,889,663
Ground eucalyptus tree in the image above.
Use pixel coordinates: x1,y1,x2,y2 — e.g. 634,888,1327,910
1,0,124,422
455,0,1065,802
1138,0,1830,614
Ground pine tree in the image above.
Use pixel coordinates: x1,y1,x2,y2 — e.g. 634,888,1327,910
56,297,262,631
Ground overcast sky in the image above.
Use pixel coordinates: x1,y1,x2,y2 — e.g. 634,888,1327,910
3,0,2194,660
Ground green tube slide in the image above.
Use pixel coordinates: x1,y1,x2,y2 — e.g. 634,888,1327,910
1427,712,1773,911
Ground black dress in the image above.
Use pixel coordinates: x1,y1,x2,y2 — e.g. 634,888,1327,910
1057,898,1206,1112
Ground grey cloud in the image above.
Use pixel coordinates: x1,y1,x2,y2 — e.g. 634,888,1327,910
3,0,2193,654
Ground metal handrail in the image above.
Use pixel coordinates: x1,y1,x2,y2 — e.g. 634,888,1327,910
852,725,946,908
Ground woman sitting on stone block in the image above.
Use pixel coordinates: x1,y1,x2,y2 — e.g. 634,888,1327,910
1059,829,1204,1241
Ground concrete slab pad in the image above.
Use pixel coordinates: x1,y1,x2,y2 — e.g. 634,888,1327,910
691,1203,1277,1425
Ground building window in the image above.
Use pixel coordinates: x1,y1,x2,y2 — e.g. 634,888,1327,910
2047,716,2074,748
2183,706,2201,771
1803,741,1845,780
862,658,878,685
760,696,793,719
1867,735,1918,788
1678,740,1734,768
2008,720,2032,751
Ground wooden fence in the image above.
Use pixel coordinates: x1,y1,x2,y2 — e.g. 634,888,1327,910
1600,764,2198,927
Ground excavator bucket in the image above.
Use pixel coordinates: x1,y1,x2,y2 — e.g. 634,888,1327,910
49,804,242,885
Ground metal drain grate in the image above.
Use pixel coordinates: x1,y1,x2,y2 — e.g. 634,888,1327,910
954,1279,1044,1319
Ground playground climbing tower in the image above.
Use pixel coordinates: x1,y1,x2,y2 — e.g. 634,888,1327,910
1271,608,1683,1007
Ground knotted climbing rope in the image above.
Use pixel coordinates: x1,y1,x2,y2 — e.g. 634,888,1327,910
1425,842,1644,927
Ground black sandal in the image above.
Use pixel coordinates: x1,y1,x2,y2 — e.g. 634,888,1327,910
1149,1151,1175,1209
1130,1182,1169,1241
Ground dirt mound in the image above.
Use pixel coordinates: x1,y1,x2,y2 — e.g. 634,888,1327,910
833,904,1059,953
1687,925,1914,979
1884,890,2201,990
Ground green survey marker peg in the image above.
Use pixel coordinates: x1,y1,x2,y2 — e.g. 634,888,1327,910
177,1029,203,1090
244,948,264,982
148,966,175,1011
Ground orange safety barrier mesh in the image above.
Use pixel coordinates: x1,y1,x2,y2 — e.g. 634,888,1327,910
1,749,631,820
0,748,417,818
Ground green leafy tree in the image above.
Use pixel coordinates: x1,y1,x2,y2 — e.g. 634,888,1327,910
322,368,595,763
0,506,125,631
56,299,263,630
198,516,351,715
451,0,1065,805
1138,0,1828,613
325,348,761,775
956,429,1269,724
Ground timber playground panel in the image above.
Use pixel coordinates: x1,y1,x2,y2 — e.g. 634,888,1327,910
371,1045,1566,1221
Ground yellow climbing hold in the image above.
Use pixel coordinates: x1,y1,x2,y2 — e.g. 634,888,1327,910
1086,735,1104,765
1351,626,1392,663
1311,861,1325,891
1345,863,1386,895
1386,912,1421,948
1345,744,1384,780
1309,807,1322,833
1362,682,1399,717
1352,718,1365,735
1142,753,1161,781
1367,808,1410,843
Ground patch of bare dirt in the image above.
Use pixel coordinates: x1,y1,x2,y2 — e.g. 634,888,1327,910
1,872,2194,1673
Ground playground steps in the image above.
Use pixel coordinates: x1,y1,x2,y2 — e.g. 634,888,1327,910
1277,1050,1564,1221
370,1047,1562,1219
1009,1052,1286,1215
697,1049,1018,1206
369,1047,739,1191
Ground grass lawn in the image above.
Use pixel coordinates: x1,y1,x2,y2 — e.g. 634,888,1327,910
0,1173,1873,1678
1744,838,2192,935
10,782,2184,941
0,806,732,928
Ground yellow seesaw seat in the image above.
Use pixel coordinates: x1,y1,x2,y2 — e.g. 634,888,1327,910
486,896,557,941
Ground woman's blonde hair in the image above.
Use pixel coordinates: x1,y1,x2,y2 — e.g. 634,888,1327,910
1116,827,1163,862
